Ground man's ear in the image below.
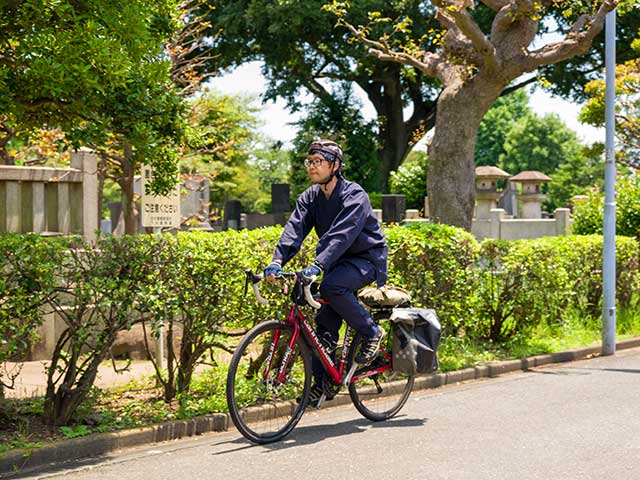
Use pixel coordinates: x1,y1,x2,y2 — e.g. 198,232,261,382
332,162,340,175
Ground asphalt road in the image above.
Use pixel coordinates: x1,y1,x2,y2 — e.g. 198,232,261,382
22,347,640,480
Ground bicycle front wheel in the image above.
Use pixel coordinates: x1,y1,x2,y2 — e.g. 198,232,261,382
348,326,414,421
226,320,312,443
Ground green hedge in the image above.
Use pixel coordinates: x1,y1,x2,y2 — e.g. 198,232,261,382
386,222,480,333
0,234,63,396
476,235,639,341
1,226,639,425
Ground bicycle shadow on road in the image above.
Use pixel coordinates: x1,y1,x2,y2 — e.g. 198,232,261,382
210,415,427,455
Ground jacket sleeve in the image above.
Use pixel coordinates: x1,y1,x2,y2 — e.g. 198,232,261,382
315,190,367,271
272,192,314,266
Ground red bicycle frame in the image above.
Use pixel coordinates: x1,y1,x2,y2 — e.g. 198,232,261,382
264,301,393,388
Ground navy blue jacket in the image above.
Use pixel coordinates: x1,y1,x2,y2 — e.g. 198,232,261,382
273,178,388,287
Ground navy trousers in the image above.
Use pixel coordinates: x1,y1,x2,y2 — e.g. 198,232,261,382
313,258,377,385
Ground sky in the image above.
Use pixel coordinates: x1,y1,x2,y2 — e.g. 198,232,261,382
207,61,605,150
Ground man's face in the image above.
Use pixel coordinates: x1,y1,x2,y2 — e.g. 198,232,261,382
305,153,338,184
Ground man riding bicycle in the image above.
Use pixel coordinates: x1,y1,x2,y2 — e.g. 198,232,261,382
264,139,388,407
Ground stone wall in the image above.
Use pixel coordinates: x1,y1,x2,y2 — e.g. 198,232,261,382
0,151,98,241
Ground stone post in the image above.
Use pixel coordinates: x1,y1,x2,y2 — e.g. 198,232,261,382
554,208,571,236
382,194,406,223
71,150,98,242
271,183,290,213
490,208,504,240
224,200,242,230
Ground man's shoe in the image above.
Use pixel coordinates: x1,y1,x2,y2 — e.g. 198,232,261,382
355,326,385,364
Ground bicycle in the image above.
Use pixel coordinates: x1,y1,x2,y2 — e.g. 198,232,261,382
225,269,415,444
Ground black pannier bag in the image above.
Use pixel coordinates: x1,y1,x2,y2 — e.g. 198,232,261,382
390,308,441,375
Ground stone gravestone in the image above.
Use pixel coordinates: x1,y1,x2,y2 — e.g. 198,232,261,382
382,194,406,223
224,200,242,230
271,183,290,226
108,201,123,234
181,176,212,230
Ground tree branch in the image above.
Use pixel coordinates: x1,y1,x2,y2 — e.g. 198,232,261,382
433,1,499,71
479,0,509,11
524,0,618,70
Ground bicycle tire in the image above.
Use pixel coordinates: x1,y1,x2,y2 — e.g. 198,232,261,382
226,320,312,443
348,328,414,421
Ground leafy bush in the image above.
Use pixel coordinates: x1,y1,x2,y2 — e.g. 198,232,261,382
2,224,639,427
389,151,428,210
138,227,318,402
43,235,165,428
573,176,640,238
385,222,480,333
476,235,640,342
0,234,62,417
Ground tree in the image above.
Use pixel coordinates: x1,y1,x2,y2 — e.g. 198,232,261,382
202,0,440,191
198,1,640,198
0,0,181,163
329,0,619,229
475,89,531,167
500,113,582,175
1,0,194,234
389,150,429,210
580,56,640,170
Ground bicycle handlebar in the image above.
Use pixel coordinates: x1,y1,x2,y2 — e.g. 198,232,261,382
244,269,321,309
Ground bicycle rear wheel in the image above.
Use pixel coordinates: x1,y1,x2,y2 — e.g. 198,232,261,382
226,320,312,444
348,324,414,421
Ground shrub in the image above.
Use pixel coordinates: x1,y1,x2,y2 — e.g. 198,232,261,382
388,151,428,210
476,235,640,342
0,234,62,417
139,227,317,402
573,176,640,238
385,222,480,333
43,235,165,428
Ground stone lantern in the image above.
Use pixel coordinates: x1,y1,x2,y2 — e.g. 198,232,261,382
474,166,511,219
510,170,552,218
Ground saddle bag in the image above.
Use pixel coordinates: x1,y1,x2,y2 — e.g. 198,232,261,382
390,308,441,375
359,284,411,309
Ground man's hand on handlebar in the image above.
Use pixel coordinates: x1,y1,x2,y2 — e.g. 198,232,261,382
263,261,283,283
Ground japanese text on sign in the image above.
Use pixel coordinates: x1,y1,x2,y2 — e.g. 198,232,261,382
141,165,180,228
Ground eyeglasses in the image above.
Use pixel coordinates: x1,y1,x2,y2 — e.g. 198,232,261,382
304,157,327,168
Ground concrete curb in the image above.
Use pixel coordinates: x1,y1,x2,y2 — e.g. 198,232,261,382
2,337,639,477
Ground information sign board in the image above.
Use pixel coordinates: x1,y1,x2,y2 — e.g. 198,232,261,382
140,165,180,228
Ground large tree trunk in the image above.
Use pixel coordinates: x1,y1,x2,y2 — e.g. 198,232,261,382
361,67,435,191
120,144,137,235
428,78,503,230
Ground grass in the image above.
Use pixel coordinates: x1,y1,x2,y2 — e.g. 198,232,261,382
1,304,639,452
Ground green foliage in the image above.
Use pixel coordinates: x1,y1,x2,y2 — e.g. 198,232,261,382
43,235,166,427
389,150,428,209
181,91,288,213
580,57,640,169
59,425,91,439
385,222,481,333
476,235,640,342
545,143,604,210
0,235,63,396
476,89,603,210
500,113,583,178
204,0,439,189
0,0,179,130
475,90,532,167
573,176,640,238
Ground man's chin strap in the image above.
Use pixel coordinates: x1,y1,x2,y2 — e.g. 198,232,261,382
318,161,339,187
